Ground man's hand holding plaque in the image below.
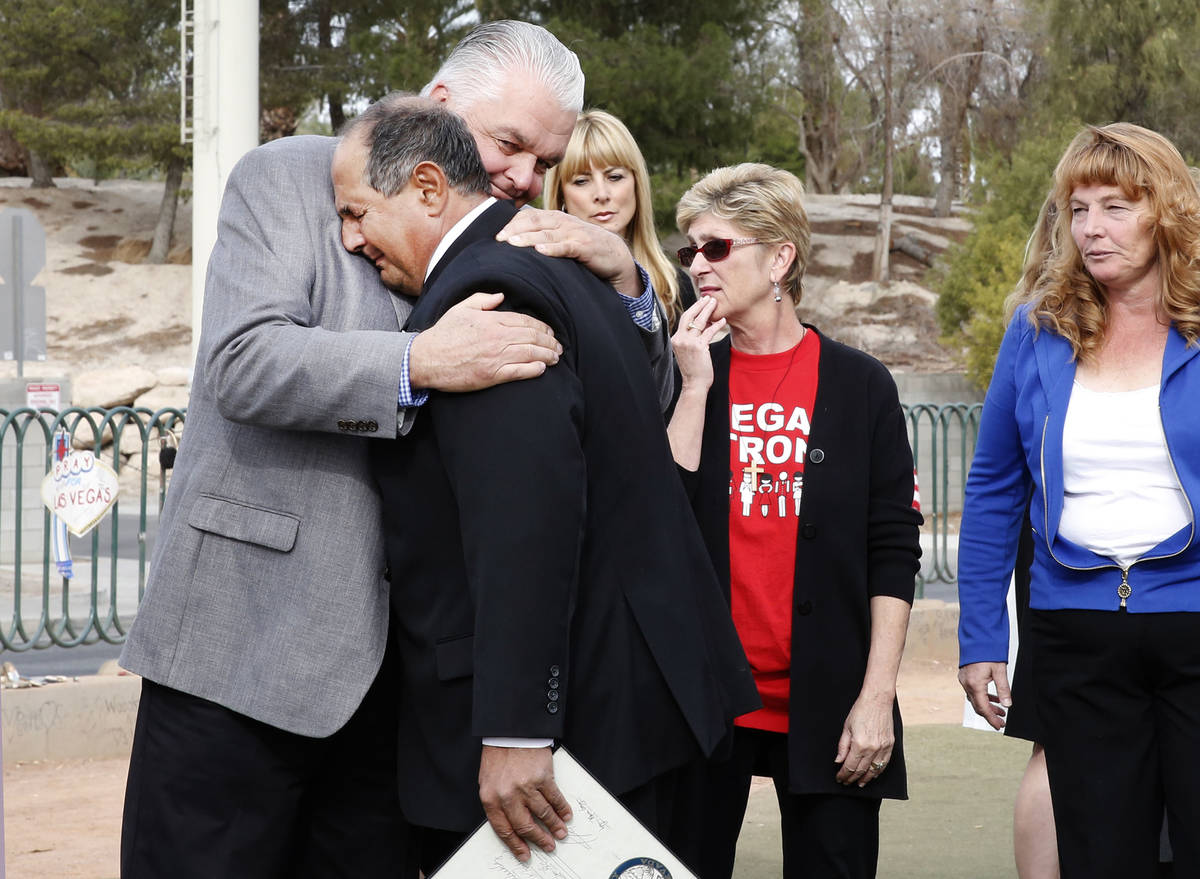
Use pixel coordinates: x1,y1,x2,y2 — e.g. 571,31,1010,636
478,745,574,862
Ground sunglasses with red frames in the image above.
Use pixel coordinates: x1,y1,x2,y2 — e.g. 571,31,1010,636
676,237,761,268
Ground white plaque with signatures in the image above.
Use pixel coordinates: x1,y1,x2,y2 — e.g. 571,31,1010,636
431,747,698,879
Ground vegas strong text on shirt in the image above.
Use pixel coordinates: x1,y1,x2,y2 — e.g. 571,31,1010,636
727,331,820,732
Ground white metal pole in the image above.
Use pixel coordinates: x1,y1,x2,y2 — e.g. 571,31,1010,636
190,0,259,361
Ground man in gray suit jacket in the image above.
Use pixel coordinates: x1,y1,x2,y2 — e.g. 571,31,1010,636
119,21,673,879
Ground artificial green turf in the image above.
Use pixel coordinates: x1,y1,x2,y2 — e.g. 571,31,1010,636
734,725,1029,878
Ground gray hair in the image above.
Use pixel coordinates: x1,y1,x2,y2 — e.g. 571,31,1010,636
420,20,584,114
341,93,491,198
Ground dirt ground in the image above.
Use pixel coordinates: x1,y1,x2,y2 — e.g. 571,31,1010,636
3,756,125,879
1,660,967,879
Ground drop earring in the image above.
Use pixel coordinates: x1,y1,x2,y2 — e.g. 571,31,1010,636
773,281,782,303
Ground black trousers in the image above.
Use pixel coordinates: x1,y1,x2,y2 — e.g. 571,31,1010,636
121,650,414,879
687,726,881,879
1032,609,1200,879
1004,509,1043,743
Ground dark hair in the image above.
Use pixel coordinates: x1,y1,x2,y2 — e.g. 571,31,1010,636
341,93,491,198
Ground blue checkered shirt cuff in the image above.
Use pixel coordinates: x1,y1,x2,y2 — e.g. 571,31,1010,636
398,334,430,408
619,263,660,332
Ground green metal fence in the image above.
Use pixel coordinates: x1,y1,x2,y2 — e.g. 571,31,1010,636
906,403,983,596
0,406,184,652
0,403,979,651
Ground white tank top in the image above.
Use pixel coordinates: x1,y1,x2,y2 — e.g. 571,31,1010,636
1058,382,1192,568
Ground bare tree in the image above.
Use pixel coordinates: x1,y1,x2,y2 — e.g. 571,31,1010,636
754,0,1037,244
907,0,1032,216
147,154,185,264
833,0,928,280
931,13,989,216
968,2,1044,163
758,0,866,194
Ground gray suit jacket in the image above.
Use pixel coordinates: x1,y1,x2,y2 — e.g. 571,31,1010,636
120,136,413,736
120,135,674,737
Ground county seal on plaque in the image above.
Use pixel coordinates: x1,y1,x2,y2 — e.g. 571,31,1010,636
609,857,672,879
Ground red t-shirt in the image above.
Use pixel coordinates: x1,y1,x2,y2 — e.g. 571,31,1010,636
727,331,820,733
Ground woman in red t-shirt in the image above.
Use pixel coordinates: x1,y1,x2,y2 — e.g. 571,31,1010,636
668,163,922,879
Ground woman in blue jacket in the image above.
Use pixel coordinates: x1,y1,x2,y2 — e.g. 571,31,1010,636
958,122,1200,879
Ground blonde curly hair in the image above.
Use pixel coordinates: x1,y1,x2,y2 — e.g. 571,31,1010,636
1027,123,1200,360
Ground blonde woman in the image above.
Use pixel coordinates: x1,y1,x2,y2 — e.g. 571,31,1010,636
959,123,1200,878
544,110,694,330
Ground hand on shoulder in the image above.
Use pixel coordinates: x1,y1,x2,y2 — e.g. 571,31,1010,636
409,292,562,392
497,208,640,296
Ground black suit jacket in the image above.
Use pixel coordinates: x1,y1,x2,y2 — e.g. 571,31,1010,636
373,200,759,832
681,331,922,801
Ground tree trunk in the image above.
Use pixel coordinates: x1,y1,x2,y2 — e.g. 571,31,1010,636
934,88,959,218
27,149,55,188
799,117,834,194
874,200,894,283
317,3,346,132
148,155,185,264
328,94,346,133
872,0,895,283
934,18,988,218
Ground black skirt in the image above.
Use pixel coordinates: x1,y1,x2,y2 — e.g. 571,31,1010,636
1003,511,1042,743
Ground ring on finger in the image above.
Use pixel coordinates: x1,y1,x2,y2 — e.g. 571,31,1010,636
870,761,886,772
687,322,699,330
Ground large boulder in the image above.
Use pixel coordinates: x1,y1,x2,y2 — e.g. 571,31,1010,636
155,365,192,387
72,366,157,409
134,384,189,415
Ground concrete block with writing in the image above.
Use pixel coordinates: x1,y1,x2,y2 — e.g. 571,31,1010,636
1,675,140,764
903,599,960,664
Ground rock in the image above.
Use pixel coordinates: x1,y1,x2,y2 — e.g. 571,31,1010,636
118,385,187,459
810,280,879,313
73,366,157,409
810,280,937,318
134,384,189,415
117,413,184,461
155,365,192,387
71,421,114,451
801,279,959,373
808,234,860,270
892,234,933,266
114,453,165,505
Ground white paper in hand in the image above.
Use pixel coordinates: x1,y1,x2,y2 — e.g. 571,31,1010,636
431,747,698,879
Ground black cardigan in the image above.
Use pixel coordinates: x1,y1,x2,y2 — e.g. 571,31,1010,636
679,328,922,799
